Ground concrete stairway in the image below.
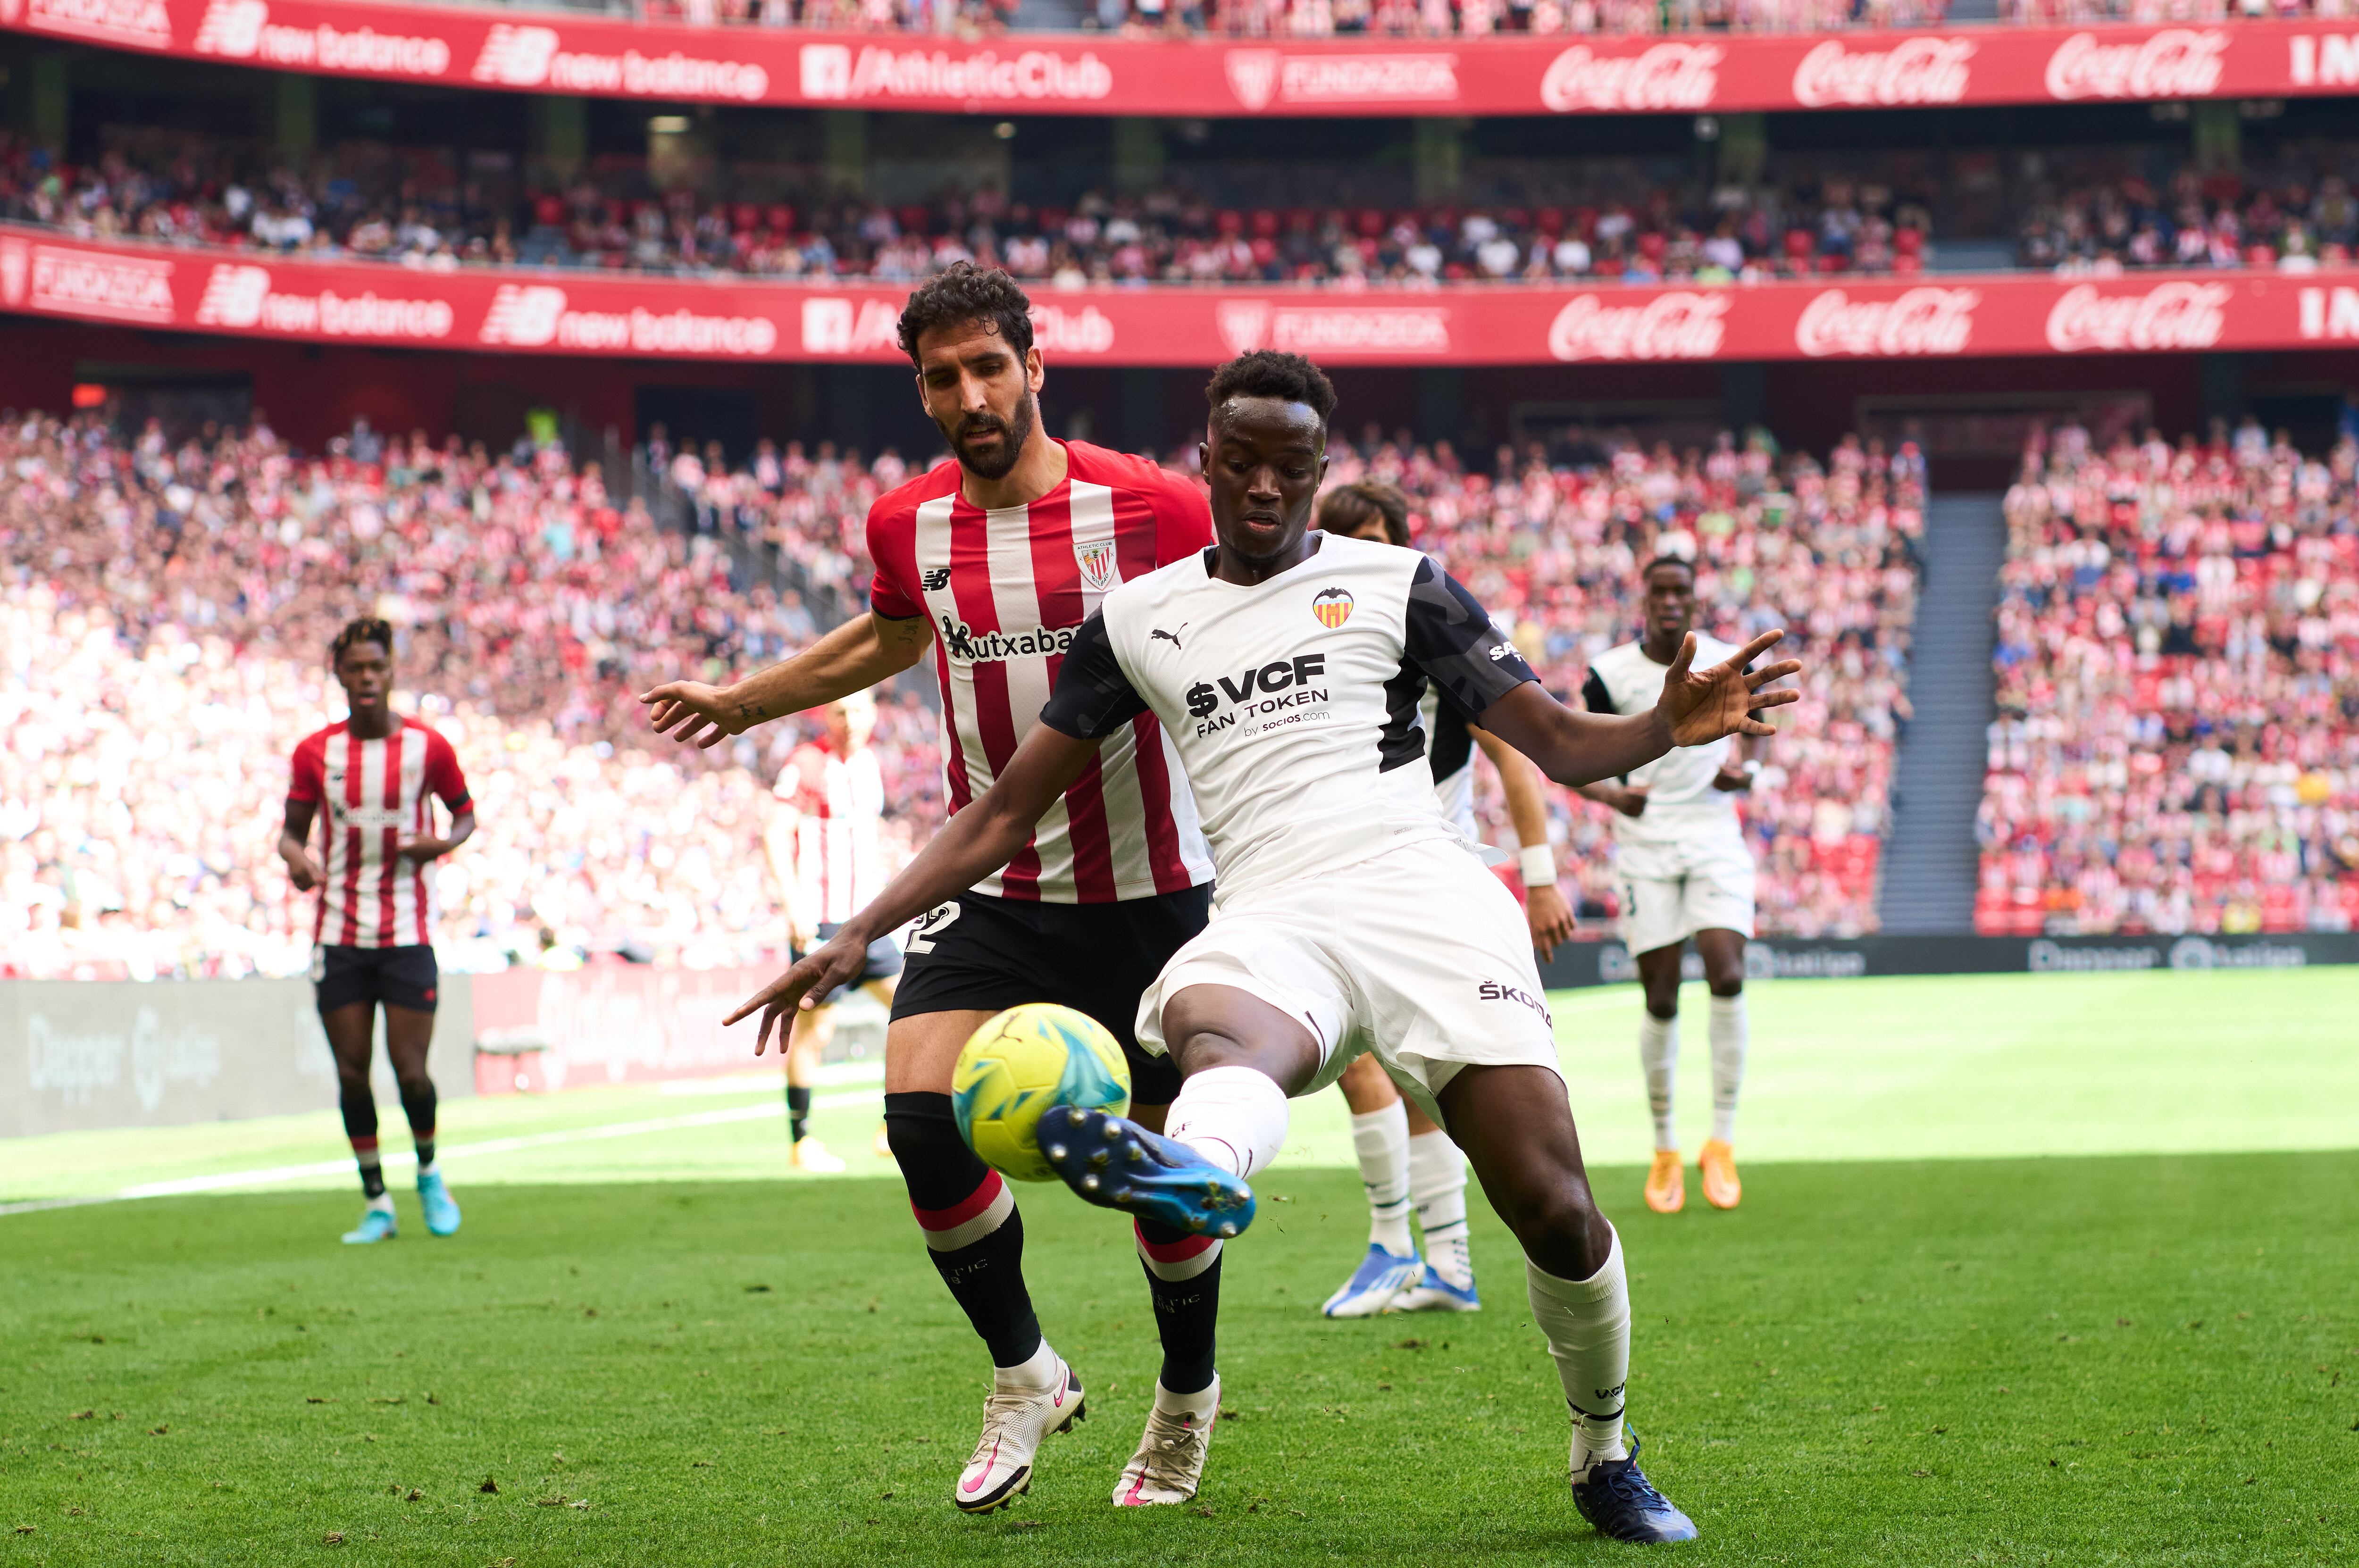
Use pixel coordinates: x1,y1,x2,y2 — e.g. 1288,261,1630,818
1877,492,2007,934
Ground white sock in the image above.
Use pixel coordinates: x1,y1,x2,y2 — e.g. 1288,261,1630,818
366,1193,394,1216
1525,1227,1631,1482
416,1158,437,1178
1351,1101,1414,1257
1166,1065,1290,1180
1639,1012,1679,1152
995,1336,1061,1393
1709,993,1747,1145
1407,1130,1472,1288
1153,1374,1221,1422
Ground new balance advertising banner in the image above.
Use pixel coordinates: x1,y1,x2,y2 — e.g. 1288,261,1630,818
6,2,2359,116
8,225,2359,365
1537,931,2359,992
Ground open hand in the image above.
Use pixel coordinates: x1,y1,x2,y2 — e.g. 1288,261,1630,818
1656,630,1801,749
725,932,874,1056
639,680,747,750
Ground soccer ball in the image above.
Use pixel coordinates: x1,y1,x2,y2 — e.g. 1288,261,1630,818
952,1003,1131,1183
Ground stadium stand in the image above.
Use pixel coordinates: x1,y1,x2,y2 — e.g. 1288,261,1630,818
1975,418,2359,936
2018,155,2359,274
0,408,1917,977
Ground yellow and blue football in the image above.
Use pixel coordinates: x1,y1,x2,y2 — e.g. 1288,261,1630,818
951,1003,1132,1183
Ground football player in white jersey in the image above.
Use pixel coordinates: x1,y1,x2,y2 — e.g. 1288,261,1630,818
1310,482,1575,1318
740,351,1799,1542
1577,556,1760,1215
764,689,903,1173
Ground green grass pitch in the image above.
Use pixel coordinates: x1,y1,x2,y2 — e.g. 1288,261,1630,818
1,970,2355,1566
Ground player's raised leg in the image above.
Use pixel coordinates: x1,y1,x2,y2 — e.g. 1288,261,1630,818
1692,926,1748,1210
1322,1054,1423,1318
321,1001,395,1244
1635,936,1688,1215
881,1009,1082,1514
1440,1063,1698,1544
382,995,458,1237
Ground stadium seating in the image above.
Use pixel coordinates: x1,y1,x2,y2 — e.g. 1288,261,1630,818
2019,158,2359,274
1975,419,2359,936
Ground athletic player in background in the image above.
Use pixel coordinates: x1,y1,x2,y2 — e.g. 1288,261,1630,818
1310,483,1576,1318
1578,557,1760,1214
279,617,473,1245
746,352,1800,1539
639,265,1225,1514
763,689,903,1173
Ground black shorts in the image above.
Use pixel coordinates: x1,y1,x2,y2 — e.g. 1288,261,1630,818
313,943,438,1015
803,922,906,985
890,886,1212,1106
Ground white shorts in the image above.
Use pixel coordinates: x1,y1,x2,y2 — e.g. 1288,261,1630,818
1134,837,1563,1125
1615,824,1757,955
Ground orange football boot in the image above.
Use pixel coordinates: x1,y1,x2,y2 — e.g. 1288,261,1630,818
1698,1140,1742,1210
1643,1150,1685,1214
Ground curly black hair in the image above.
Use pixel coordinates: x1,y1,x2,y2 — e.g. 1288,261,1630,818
1316,481,1411,546
896,263,1034,368
331,617,395,666
1641,553,1698,581
1204,350,1338,430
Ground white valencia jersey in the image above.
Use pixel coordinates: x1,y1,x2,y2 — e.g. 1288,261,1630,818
1581,635,1744,845
1040,532,1538,902
773,741,885,925
288,717,472,948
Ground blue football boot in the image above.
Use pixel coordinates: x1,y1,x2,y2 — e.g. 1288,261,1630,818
1571,1431,1699,1544
341,1205,397,1245
1394,1267,1483,1314
416,1169,462,1237
1037,1107,1255,1239
1321,1244,1425,1318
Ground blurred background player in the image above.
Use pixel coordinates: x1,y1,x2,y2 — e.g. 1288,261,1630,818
278,617,475,1245
1311,483,1576,1318
763,690,903,1173
1578,557,1759,1215
641,265,1224,1515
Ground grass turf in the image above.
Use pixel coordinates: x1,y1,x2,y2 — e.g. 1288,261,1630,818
0,969,2355,1565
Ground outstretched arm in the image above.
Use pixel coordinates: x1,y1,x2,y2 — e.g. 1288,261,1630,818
725,722,1100,1051
639,610,932,749
1477,631,1799,789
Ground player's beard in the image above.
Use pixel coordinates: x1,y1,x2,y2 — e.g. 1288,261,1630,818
947,390,1037,483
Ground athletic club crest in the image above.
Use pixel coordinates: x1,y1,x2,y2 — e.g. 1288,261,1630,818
1311,587,1354,628
1075,540,1117,593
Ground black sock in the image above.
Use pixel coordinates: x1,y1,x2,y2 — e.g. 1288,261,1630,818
1136,1218,1222,1395
398,1077,437,1170
339,1082,384,1198
884,1091,1043,1369
787,1084,813,1143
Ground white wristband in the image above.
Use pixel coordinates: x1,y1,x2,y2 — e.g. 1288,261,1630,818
1519,845,1558,887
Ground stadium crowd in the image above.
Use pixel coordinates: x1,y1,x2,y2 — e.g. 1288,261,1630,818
2019,154,2359,275
0,403,1917,980
1980,417,2359,936
2,128,1936,284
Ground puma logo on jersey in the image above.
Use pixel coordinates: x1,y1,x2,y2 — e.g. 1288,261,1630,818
1478,980,1552,1025
1151,625,1187,650
921,567,953,592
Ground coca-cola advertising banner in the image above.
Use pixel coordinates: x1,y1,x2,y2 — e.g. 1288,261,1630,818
7,225,2359,364
6,0,2359,117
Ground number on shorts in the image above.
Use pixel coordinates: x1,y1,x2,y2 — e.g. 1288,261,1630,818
904,901,962,955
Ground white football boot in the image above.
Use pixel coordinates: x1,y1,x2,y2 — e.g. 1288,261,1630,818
953,1352,1085,1513
1112,1377,1220,1507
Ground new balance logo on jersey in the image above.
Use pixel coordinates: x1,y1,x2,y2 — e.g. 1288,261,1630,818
937,615,1078,667
1184,653,1328,734
1478,980,1552,1025
1150,625,1187,650
921,567,953,592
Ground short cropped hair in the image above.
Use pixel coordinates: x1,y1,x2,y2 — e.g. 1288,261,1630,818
896,263,1034,368
1204,351,1338,430
1317,481,1410,546
331,616,394,665
1641,553,1697,582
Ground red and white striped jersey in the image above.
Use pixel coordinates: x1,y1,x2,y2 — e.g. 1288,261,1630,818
288,717,472,949
866,440,1216,904
773,738,885,926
